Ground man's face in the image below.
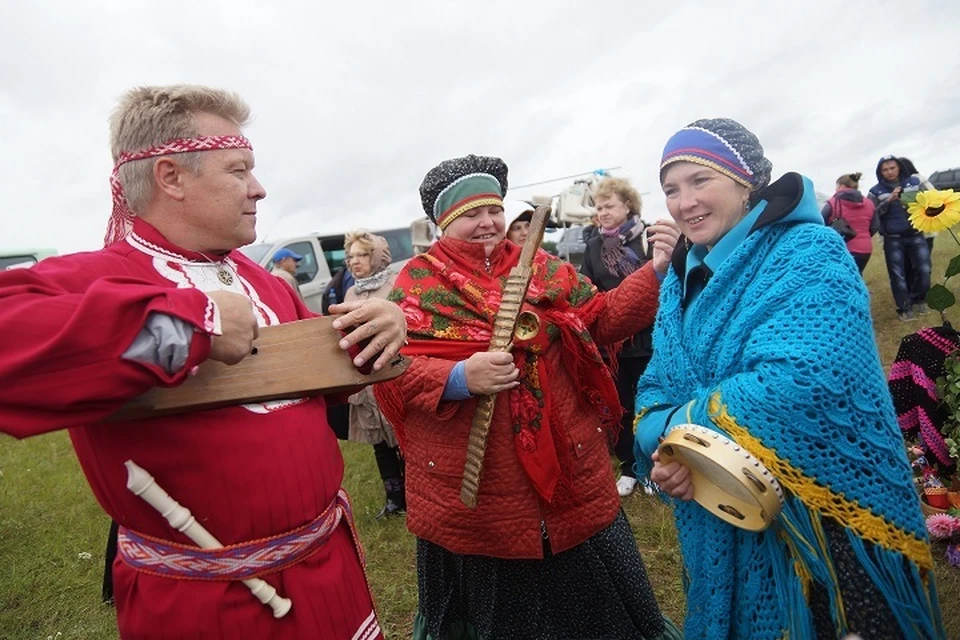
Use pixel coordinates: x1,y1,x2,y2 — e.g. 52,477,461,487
178,112,267,252
880,160,900,182
280,257,298,275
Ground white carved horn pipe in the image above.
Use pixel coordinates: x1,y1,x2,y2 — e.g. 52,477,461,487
124,460,293,618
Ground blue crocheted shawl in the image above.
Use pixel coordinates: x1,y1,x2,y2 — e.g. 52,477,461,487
635,174,944,639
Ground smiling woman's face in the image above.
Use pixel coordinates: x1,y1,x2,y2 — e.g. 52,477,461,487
661,162,750,249
442,204,505,256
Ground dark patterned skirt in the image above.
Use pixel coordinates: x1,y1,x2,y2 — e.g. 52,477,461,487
808,517,906,640
413,510,681,640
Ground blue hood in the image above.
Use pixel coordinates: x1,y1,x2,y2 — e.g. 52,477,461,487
748,172,823,230
874,156,911,187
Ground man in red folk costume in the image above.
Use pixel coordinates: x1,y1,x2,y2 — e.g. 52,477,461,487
0,85,405,639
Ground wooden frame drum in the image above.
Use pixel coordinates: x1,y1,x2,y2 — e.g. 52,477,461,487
110,316,409,421
657,424,784,531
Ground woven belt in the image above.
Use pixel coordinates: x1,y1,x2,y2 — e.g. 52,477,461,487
118,488,355,581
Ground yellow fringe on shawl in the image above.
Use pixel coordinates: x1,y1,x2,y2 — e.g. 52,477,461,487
778,529,813,600
810,509,849,629
707,395,934,572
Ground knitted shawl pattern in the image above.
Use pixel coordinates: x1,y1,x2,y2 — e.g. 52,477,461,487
635,219,943,638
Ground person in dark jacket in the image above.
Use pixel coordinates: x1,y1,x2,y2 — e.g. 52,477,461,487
868,155,930,321
581,213,601,244
322,265,355,439
322,265,355,315
581,177,678,497
900,157,937,307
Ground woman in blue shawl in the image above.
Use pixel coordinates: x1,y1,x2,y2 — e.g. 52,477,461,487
634,118,945,640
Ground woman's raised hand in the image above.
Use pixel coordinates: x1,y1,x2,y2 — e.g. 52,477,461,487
647,219,681,276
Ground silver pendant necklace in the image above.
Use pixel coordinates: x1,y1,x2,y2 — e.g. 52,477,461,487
198,252,234,286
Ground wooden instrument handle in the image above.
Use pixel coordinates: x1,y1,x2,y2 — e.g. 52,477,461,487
460,206,550,508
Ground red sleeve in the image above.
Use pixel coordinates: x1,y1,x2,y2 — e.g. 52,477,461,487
0,261,216,438
396,356,459,418
374,355,459,437
289,279,317,320
590,262,660,345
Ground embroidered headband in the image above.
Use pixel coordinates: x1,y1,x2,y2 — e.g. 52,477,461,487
104,135,253,246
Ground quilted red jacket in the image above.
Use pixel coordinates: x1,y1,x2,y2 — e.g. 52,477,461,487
387,264,661,559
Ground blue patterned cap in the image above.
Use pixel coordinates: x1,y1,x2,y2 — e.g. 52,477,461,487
661,118,772,197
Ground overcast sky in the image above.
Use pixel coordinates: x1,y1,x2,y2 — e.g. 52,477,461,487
2,0,959,254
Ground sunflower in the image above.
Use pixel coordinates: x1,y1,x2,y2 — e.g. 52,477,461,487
908,189,960,233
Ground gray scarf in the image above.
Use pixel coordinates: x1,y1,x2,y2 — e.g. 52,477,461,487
354,269,391,293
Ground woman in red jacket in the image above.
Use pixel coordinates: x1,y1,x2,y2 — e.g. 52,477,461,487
376,154,681,640
821,172,878,274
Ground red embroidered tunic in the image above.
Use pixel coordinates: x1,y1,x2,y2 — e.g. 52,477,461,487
0,219,382,640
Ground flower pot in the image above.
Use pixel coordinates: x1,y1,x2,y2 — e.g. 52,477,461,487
949,491,960,509
916,485,948,516
925,486,950,510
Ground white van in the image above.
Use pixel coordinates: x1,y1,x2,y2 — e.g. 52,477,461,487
239,227,417,313
1,249,58,271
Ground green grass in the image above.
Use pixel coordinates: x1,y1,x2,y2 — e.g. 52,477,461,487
0,437,682,640
1,234,957,639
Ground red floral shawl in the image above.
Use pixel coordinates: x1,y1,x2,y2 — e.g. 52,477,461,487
376,237,622,502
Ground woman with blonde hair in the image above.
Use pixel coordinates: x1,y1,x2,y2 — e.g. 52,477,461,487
343,230,405,517
581,176,660,497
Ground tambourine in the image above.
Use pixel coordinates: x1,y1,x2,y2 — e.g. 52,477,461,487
657,424,783,531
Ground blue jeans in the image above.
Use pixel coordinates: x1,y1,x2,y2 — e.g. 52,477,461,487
883,234,931,312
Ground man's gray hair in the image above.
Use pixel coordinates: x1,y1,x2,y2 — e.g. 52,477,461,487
110,85,250,214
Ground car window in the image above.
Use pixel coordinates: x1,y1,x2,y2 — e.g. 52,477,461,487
562,226,584,243
289,241,319,283
0,255,38,270
931,169,959,188
381,228,414,262
319,237,346,273
238,243,271,264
